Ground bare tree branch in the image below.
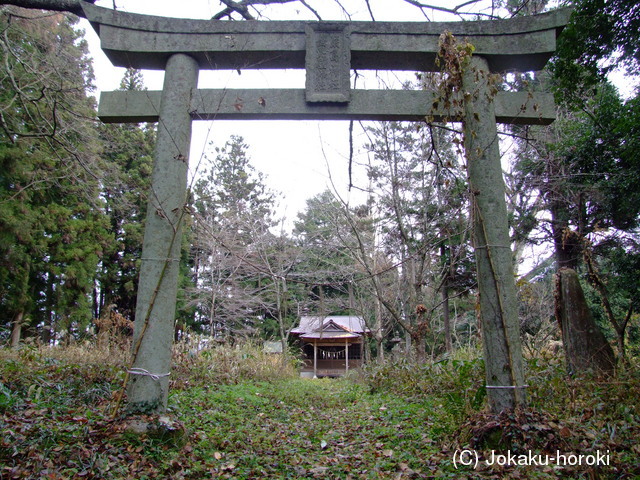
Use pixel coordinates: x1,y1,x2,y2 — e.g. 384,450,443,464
213,0,254,20
363,0,375,21
299,0,321,20
331,0,351,20
400,0,497,19
212,0,302,20
210,0,493,22
0,0,94,17
0,0,499,22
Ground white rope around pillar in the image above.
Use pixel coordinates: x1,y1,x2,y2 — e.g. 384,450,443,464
127,368,170,382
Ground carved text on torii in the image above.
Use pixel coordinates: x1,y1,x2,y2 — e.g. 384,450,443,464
305,23,351,103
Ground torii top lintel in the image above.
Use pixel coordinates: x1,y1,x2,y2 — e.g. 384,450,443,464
86,3,570,125
83,3,570,73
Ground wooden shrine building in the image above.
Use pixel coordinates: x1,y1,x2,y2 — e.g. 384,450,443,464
291,316,369,377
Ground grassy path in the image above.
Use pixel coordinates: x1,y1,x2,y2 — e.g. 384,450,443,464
170,378,456,479
0,359,462,479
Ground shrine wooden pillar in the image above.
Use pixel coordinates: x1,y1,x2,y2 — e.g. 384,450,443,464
345,339,349,374
313,341,318,378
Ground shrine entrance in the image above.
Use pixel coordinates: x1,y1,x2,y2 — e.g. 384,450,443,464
82,2,570,413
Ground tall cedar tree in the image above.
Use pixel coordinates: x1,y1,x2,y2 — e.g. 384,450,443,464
293,190,361,316
97,69,154,322
0,7,110,344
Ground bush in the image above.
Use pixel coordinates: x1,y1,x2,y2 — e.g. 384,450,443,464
357,346,486,423
172,339,301,388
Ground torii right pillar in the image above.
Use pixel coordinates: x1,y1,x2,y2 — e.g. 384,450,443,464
463,56,526,412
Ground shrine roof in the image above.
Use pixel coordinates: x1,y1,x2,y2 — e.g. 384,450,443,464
291,315,368,335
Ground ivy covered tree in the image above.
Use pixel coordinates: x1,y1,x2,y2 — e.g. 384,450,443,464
499,0,639,368
510,77,640,366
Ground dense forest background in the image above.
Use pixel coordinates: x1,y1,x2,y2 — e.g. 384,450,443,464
1,0,639,368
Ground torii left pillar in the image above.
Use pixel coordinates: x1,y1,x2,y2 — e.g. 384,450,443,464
127,54,199,413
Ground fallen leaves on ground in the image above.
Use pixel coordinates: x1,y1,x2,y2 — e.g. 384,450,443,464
2,352,640,479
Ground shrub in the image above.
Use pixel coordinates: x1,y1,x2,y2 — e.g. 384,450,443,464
357,346,486,423
171,339,301,388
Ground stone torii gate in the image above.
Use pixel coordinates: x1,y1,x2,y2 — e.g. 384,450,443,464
82,3,570,414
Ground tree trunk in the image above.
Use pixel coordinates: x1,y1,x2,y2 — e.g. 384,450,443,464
375,299,385,361
441,264,452,353
411,328,427,364
43,277,55,345
404,332,411,359
10,312,24,348
616,330,626,364
463,55,526,413
549,196,582,270
555,268,615,376
276,278,289,355
209,267,218,337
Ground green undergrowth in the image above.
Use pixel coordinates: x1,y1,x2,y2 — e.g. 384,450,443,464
1,344,639,479
356,349,487,425
168,379,458,479
356,351,640,479
171,340,301,387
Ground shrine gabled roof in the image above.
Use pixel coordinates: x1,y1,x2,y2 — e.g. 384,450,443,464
291,315,369,335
